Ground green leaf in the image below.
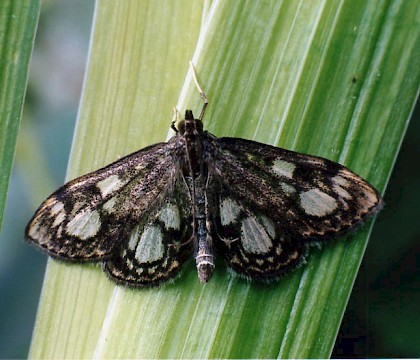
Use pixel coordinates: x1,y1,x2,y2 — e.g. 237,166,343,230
29,0,419,358
0,1,40,232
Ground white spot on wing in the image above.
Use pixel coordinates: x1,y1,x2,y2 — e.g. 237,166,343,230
332,175,352,199
260,215,276,238
158,203,180,230
27,221,47,241
241,216,273,254
272,159,296,179
50,201,66,227
333,175,350,187
280,182,296,195
220,198,242,226
97,175,124,197
66,208,101,239
333,184,352,200
50,201,64,215
129,226,164,263
300,188,338,216
103,197,118,213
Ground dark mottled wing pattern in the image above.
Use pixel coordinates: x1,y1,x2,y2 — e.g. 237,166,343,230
25,120,383,286
104,179,193,286
205,135,382,279
212,185,308,279
25,140,183,262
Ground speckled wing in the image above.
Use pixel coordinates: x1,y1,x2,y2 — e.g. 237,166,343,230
207,136,382,279
212,137,383,241
25,139,184,261
212,185,308,280
104,179,193,287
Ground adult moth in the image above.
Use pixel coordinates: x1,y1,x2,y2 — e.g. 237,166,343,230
26,65,383,287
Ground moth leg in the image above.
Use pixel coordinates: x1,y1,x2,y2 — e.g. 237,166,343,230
171,107,179,133
167,234,194,248
217,235,240,246
189,61,208,121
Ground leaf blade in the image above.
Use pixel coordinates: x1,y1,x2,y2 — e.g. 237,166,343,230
29,0,419,358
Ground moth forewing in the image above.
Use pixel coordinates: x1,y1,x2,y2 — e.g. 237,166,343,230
25,141,181,262
214,137,383,238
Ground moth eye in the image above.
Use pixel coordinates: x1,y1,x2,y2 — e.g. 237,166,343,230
195,120,204,132
178,120,186,134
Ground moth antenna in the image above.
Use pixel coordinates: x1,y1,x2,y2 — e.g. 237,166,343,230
189,61,208,121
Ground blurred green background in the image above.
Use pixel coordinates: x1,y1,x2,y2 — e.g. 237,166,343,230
0,1,418,358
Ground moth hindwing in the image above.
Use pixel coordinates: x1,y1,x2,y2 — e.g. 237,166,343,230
26,67,383,287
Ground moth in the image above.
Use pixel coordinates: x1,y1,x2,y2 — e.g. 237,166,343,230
26,67,383,287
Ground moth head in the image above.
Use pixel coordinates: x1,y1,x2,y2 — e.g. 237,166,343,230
177,110,204,135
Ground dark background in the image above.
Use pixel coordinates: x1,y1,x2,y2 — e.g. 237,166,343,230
0,1,418,358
